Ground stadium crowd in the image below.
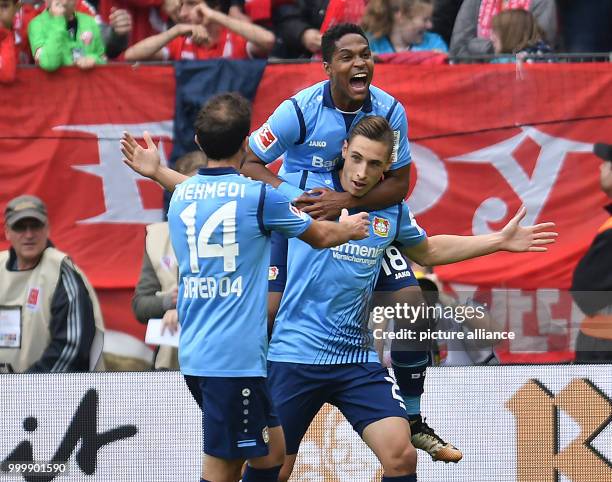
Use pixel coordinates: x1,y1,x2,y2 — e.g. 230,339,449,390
1,0,612,82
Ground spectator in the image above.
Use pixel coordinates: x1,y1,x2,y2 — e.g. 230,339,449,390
124,0,274,61
0,195,105,373
0,0,18,82
431,0,463,46
449,0,556,57
132,151,207,370
270,0,326,59
104,6,132,58
0,0,39,82
490,9,551,60
571,143,612,363
361,0,448,55
28,0,106,72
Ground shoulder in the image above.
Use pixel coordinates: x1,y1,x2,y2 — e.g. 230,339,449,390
29,9,49,27
292,81,327,108
369,84,400,111
421,32,448,52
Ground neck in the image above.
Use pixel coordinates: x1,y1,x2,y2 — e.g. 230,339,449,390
206,156,242,171
390,24,409,51
17,256,41,271
330,84,364,112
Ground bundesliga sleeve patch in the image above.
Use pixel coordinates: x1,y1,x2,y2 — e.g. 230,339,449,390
373,217,390,237
254,123,278,152
391,130,399,163
269,266,279,281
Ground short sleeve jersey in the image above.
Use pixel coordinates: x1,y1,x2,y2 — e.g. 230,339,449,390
267,170,426,365
168,167,312,377
248,80,411,175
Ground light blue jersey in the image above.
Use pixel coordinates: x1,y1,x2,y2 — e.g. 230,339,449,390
168,167,312,377
367,32,449,54
267,171,426,365
249,81,411,176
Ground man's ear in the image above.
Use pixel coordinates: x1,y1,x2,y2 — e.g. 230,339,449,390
323,61,332,77
341,139,348,159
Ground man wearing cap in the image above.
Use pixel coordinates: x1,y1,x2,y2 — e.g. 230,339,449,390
571,143,612,362
0,195,105,373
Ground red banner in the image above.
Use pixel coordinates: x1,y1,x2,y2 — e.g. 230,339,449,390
2,63,611,363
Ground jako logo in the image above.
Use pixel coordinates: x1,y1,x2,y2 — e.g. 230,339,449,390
308,140,326,147
0,389,137,482
507,378,612,482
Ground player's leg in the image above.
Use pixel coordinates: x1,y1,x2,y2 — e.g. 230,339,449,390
184,375,276,481
328,363,416,480
242,388,285,481
374,246,462,463
267,361,329,482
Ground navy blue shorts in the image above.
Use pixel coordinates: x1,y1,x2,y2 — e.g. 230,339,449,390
267,361,409,455
184,375,280,459
269,233,417,292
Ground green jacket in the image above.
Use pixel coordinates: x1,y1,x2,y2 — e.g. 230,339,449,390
28,10,106,72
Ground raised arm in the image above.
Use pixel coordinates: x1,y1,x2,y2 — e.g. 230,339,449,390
402,207,557,266
194,2,275,57
124,24,192,61
121,131,188,191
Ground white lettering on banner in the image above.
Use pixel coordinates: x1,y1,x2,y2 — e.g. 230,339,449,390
448,127,592,234
53,122,174,224
406,143,448,216
182,275,243,299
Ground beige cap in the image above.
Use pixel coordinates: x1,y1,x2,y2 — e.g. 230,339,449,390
4,195,48,228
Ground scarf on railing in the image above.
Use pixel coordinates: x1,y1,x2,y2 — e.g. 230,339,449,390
477,0,532,39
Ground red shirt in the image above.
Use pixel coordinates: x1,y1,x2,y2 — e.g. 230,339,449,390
164,29,249,61
12,4,38,64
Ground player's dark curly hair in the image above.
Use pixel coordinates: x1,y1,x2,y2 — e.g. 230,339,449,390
321,23,370,63
195,93,251,160
348,116,395,160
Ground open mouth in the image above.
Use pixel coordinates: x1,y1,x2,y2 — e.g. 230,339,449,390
352,180,367,190
349,73,368,91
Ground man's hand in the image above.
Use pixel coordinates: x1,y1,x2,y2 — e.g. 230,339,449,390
190,24,209,45
109,7,132,36
295,188,354,220
75,56,96,69
301,28,322,53
194,2,217,26
121,131,162,179
161,309,179,336
339,208,370,240
49,0,66,17
499,207,557,252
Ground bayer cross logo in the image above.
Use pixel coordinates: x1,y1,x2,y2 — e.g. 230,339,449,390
0,389,137,481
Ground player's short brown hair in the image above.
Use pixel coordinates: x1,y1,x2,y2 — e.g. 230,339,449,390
348,116,395,161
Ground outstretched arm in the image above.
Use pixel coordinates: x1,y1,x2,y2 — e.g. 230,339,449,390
402,207,557,266
121,131,187,191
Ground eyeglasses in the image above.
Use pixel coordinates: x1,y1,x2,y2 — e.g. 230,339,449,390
9,220,46,233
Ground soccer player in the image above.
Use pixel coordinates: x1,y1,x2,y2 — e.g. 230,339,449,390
266,116,556,482
120,93,370,482
243,21,455,461
127,115,557,481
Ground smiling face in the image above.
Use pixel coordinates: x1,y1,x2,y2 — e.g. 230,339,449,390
324,33,374,112
397,1,433,47
339,135,392,197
